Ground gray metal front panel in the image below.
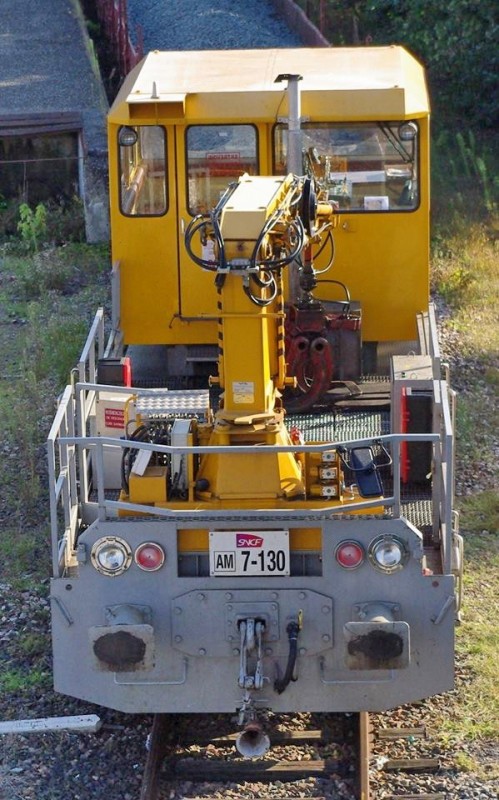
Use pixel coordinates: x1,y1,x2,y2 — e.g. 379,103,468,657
51,516,455,713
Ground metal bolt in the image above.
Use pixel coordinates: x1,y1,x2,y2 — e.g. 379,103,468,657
299,647,307,655
174,607,182,615
265,647,273,655
198,648,206,656
228,635,234,641
227,604,233,611
271,592,278,600
174,635,183,643
322,605,330,614
299,592,306,600
198,593,205,601
322,634,331,643
232,648,240,656
225,593,233,600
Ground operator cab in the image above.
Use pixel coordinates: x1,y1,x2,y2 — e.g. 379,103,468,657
107,47,430,385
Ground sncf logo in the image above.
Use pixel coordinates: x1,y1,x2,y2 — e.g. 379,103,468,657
236,534,263,548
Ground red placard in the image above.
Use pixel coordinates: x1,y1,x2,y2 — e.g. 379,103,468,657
104,408,125,429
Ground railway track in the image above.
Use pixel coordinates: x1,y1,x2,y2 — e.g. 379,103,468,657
139,712,445,800
140,712,367,800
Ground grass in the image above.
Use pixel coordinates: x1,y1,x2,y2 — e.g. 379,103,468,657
436,529,499,778
0,233,109,565
457,532,499,738
427,147,499,770
0,668,51,694
431,220,499,360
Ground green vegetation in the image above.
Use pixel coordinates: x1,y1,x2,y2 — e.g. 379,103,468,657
0,205,109,589
17,202,47,252
0,668,51,694
298,0,498,129
428,165,498,767
440,531,499,777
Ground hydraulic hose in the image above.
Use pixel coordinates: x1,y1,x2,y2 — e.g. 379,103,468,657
274,619,300,695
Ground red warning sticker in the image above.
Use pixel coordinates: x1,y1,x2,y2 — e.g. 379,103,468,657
104,408,125,429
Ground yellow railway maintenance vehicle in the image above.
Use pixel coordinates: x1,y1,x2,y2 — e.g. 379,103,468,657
48,47,462,755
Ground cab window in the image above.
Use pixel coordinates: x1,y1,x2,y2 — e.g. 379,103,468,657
186,125,258,214
274,122,419,211
119,125,167,216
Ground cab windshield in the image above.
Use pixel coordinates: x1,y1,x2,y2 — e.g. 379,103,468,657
274,122,419,211
186,124,258,214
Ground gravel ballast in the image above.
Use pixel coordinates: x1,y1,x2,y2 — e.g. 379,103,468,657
126,0,303,51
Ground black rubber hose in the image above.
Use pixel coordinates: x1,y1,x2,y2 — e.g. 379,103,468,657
274,620,300,694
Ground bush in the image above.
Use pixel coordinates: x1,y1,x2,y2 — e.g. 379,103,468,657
1,197,85,249
17,203,47,252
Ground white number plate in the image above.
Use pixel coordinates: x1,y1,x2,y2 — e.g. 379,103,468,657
209,530,290,576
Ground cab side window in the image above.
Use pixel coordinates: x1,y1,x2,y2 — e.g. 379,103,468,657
186,125,258,214
119,125,167,216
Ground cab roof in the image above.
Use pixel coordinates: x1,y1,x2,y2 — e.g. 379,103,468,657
110,47,429,124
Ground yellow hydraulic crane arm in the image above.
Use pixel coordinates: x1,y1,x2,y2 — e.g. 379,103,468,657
184,173,336,419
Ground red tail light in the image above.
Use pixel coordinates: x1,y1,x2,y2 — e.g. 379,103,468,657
134,542,165,571
335,540,364,570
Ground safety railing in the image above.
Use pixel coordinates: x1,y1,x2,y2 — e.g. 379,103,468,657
48,389,455,577
47,385,79,577
47,310,455,578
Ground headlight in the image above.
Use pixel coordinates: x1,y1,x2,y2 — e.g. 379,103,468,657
118,126,138,147
91,537,132,577
398,121,418,142
368,534,408,573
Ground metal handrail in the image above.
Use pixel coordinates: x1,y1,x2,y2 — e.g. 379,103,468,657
48,306,455,578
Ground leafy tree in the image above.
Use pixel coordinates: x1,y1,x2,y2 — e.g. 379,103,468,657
312,0,498,128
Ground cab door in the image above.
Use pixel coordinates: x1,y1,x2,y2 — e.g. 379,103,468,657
111,122,181,345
